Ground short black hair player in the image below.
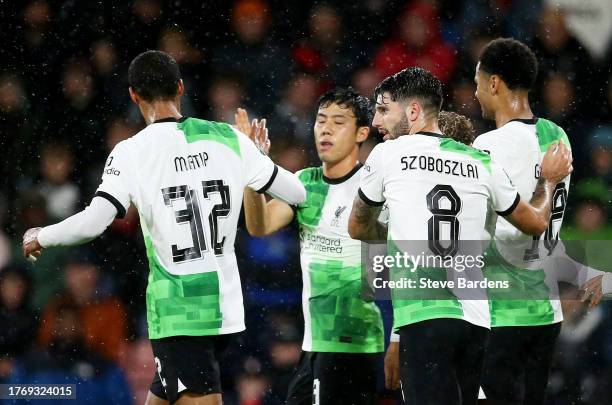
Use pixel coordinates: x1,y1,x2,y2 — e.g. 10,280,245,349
23,50,306,405
238,88,386,405
473,38,610,405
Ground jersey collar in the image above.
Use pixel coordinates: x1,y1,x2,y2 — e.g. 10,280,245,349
323,163,363,184
153,116,188,124
416,131,446,138
508,117,538,125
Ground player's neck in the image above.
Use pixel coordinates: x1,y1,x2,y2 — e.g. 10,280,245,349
141,101,182,125
322,152,359,180
494,94,533,129
409,119,441,136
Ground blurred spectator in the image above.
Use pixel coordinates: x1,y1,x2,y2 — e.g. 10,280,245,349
547,290,612,404
55,58,106,168
211,0,291,114
531,6,595,120
446,0,540,43
269,74,320,145
235,357,269,405
8,303,132,404
38,251,128,363
0,74,37,201
37,143,80,222
10,190,70,310
208,74,248,122
587,127,612,184
292,4,369,87
119,339,156,405
351,67,382,99
373,1,456,83
264,317,302,404
89,39,127,115
0,265,37,381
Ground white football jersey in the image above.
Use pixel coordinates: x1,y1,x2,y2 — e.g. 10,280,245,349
96,116,279,338
473,118,571,327
360,133,520,329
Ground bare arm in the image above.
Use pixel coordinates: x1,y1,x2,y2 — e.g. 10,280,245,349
505,178,557,235
348,194,387,242
243,189,295,237
504,141,573,236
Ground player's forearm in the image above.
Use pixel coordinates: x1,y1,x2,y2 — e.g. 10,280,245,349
264,166,306,205
243,188,271,237
528,178,556,230
37,197,118,247
348,197,385,242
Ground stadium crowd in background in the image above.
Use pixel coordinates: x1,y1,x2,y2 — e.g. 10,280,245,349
0,0,611,404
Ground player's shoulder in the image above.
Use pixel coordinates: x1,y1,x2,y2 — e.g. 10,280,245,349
296,166,324,184
535,118,571,149
438,137,491,164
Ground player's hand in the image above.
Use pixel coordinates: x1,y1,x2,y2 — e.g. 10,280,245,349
22,227,43,262
540,141,573,184
581,275,609,308
384,342,400,390
234,108,271,155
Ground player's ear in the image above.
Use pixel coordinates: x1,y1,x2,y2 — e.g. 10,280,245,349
406,101,420,123
356,126,369,143
177,79,184,97
490,75,500,95
128,87,139,104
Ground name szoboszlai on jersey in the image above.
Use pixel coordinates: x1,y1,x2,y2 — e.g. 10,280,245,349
359,132,520,330
96,117,279,339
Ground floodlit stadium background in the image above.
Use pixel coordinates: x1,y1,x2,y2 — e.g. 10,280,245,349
1,0,611,403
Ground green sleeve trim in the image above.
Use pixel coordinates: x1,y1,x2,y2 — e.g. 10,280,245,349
296,167,329,227
177,118,241,157
439,138,492,173
535,118,571,152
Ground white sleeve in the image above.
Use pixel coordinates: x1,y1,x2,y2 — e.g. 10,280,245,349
37,197,118,248
390,332,400,343
235,128,306,205
358,144,385,206
488,161,520,216
551,242,612,294
95,141,135,218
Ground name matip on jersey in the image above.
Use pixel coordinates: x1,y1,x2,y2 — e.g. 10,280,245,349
359,132,520,330
96,116,278,339
295,164,384,353
473,118,571,327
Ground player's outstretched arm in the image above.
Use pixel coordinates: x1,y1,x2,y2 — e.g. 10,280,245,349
243,189,294,237
23,196,118,259
551,243,612,307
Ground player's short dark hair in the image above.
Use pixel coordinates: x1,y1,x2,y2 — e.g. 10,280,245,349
374,67,443,116
479,38,538,91
318,87,373,128
438,111,476,145
128,50,181,102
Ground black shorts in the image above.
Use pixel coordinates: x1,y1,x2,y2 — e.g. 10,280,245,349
286,351,381,405
398,318,490,405
149,334,233,404
481,323,561,405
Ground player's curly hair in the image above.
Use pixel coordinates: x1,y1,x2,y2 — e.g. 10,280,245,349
438,111,476,146
318,88,373,128
128,50,181,102
374,67,443,117
479,38,538,91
